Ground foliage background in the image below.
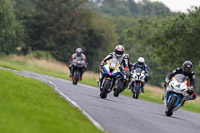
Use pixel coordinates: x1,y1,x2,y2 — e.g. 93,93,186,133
0,0,200,94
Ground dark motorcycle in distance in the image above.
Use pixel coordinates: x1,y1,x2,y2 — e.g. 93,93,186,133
71,57,86,85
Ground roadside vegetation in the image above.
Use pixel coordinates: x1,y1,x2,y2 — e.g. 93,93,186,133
0,55,199,114
0,69,103,133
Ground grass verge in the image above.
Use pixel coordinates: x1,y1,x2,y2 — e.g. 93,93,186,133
0,69,103,133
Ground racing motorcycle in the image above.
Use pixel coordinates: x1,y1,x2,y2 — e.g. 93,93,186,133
71,57,86,85
163,74,190,116
99,58,123,99
129,68,145,99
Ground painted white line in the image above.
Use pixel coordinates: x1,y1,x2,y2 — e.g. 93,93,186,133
46,80,105,132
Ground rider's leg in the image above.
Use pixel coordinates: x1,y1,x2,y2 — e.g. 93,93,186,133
68,65,72,77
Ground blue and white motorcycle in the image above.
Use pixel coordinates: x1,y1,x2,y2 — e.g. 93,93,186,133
99,58,123,99
164,74,190,116
129,68,145,99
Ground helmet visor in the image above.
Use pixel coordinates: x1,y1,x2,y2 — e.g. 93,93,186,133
138,62,144,65
184,67,192,73
115,50,123,56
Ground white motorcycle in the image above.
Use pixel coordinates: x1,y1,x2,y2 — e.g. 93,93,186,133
129,68,145,99
164,74,192,116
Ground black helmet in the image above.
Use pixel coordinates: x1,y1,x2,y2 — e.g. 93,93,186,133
182,61,193,73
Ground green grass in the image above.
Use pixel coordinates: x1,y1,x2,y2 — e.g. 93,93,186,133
121,89,163,104
0,69,103,133
0,56,199,114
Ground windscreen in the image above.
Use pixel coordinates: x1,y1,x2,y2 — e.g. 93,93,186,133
175,74,186,83
110,58,118,69
135,68,142,73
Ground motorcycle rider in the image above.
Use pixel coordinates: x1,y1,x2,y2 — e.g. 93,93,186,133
130,57,150,92
163,61,196,101
68,48,87,79
121,53,132,90
97,45,128,89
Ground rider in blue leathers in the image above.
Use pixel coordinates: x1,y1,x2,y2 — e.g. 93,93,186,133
131,57,150,92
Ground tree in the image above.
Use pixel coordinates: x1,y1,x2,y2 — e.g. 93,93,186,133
15,0,117,71
0,0,24,55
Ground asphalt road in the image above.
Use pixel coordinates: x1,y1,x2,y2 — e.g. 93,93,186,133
8,70,200,133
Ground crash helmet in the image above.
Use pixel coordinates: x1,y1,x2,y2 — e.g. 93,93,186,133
138,57,145,65
182,61,193,73
76,48,83,56
115,45,124,58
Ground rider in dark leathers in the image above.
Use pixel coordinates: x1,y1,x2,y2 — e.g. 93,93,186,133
164,61,196,101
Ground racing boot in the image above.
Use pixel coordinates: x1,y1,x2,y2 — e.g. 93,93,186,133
162,96,164,100
141,87,144,93
141,84,144,93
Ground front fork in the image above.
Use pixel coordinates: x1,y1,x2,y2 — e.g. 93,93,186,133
130,81,143,92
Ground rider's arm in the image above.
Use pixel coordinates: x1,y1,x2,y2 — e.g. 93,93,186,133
123,56,129,71
131,62,137,71
72,53,77,61
82,54,86,62
144,64,150,76
190,72,195,87
167,68,181,80
102,53,113,63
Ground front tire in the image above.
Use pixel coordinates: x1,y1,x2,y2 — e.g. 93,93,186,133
133,84,140,99
73,71,80,85
100,79,110,99
165,96,176,116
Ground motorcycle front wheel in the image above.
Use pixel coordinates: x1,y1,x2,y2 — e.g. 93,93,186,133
165,96,176,116
133,84,140,99
100,79,110,99
73,70,80,85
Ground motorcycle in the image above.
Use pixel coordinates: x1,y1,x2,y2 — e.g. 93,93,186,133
163,74,190,116
71,57,86,85
113,70,130,97
99,58,122,99
129,68,145,99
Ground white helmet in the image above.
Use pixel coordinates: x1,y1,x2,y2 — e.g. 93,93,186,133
115,45,124,58
138,57,145,65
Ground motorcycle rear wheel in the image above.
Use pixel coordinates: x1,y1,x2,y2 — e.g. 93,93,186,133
113,80,123,97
